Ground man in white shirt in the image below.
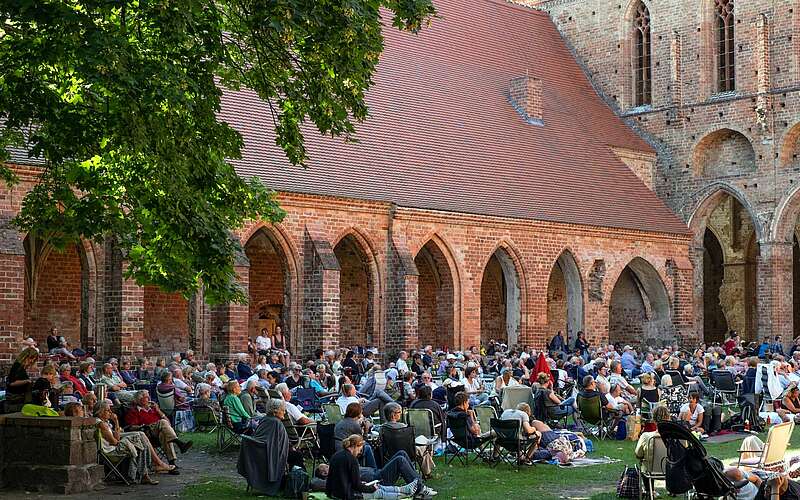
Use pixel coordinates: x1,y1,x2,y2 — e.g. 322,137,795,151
608,384,633,414
255,329,271,354
275,383,312,425
171,367,193,394
609,361,638,399
396,351,409,374
336,383,383,417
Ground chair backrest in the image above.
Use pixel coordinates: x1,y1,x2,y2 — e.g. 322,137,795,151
532,389,548,421
281,414,301,442
294,387,319,411
711,370,736,392
380,425,416,462
641,434,668,475
268,388,282,400
490,417,522,445
157,389,176,415
446,385,465,409
576,394,602,424
317,422,336,460
323,403,343,424
447,412,470,445
665,370,686,386
761,420,794,467
193,406,219,427
639,388,660,404
501,386,532,411
405,408,436,439
474,405,497,435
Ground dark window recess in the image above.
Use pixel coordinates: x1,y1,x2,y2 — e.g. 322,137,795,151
634,1,652,106
715,0,735,92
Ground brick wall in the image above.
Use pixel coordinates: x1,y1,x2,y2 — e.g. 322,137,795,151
334,235,373,348
547,263,568,338
245,235,286,340
480,254,507,344
609,267,647,346
143,286,188,357
24,244,82,347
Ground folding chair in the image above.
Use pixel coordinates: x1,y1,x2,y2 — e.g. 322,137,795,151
576,394,615,439
157,389,176,421
474,405,497,437
405,408,441,444
737,420,795,472
637,434,668,500
192,406,220,433
445,412,493,465
96,428,131,485
282,415,320,468
490,418,536,468
323,403,343,424
217,406,243,453
532,389,568,429
380,425,419,469
710,370,740,407
293,387,326,421
665,370,687,386
317,422,337,463
501,386,532,411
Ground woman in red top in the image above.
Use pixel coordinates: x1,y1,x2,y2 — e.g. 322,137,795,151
59,364,88,396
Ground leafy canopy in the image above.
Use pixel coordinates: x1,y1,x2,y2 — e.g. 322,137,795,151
0,0,435,303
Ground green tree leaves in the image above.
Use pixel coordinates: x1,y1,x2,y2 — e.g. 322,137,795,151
0,0,434,303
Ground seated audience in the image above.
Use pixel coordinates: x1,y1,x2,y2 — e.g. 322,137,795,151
237,353,254,380
409,385,446,440
5,347,39,412
635,406,672,496
334,402,376,467
680,391,705,434
191,383,221,413
275,382,313,426
460,366,488,406
157,371,189,410
126,390,192,468
95,400,175,484
59,363,88,396
22,378,59,417
46,328,77,360
63,401,85,417
535,372,575,417
382,402,435,478
239,379,262,418
223,380,252,433
77,360,96,393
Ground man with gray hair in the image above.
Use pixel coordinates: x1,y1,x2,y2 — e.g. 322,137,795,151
275,383,312,425
125,389,192,467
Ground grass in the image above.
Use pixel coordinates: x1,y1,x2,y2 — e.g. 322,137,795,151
180,427,800,500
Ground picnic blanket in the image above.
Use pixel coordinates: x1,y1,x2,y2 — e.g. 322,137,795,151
557,456,620,468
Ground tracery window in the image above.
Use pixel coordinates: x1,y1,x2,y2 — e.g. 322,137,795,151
633,1,652,106
715,0,735,92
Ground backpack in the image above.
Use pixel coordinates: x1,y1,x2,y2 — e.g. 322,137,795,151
616,466,641,498
616,419,627,440
285,466,310,499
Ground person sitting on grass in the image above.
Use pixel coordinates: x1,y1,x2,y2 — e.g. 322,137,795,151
680,391,705,434
95,400,175,485
326,434,429,500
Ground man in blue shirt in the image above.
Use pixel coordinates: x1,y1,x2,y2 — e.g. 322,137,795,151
770,335,785,357
640,352,656,374
620,346,640,378
758,337,771,358
549,331,567,359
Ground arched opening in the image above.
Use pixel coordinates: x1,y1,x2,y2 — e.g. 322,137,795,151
480,248,521,347
693,191,760,342
692,129,755,178
334,235,374,348
632,1,652,106
608,258,674,348
414,240,455,350
795,234,800,339
546,251,584,346
245,228,293,347
703,229,728,343
24,237,91,349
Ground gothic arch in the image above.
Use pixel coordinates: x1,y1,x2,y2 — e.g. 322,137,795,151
778,122,800,168
688,183,763,248
772,182,800,244
244,223,301,353
333,228,383,348
546,249,585,346
608,257,675,347
620,0,654,108
691,128,756,178
413,234,461,350
479,240,525,347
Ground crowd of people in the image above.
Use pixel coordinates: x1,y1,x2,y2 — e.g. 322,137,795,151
5,326,800,498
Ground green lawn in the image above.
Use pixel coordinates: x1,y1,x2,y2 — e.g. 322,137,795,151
180,428,799,500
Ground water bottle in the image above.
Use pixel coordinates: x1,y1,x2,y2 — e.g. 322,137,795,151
745,419,751,432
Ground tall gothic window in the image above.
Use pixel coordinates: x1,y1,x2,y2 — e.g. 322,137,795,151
634,2,652,106
715,0,735,92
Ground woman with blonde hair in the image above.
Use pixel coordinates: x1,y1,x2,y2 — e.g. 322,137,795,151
5,347,40,412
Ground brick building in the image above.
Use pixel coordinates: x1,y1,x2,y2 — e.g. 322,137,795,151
516,0,800,345
0,0,699,366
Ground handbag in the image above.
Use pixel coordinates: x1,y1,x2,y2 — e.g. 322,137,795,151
616,465,641,498
626,415,641,441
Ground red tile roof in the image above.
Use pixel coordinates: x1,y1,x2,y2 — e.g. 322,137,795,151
220,0,690,236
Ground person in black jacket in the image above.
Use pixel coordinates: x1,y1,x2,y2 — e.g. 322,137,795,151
326,434,422,499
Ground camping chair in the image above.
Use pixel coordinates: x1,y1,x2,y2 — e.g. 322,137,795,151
192,406,220,434
445,412,493,465
323,403,343,424
489,418,536,468
657,421,735,498
474,405,497,437
156,389,176,421
665,370,687,386
217,406,244,453
532,389,569,429
405,408,440,444
501,385,532,411
710,369,740,407
638,388,661,421
292,387,325,421
380,425,420,470
282,415,320,468
637,434,668,500
575,394,615,439
96,428,131,485
446,384,465,409
737,420,794,472
317,422,337,463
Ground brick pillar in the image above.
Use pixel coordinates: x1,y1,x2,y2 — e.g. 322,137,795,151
0,227,25,367
385,232,418,355
102,241,144,358
689,245,705,341
757,241,793,345
303,227,340,358
210,252,249,360
755,14,772,134
667,256,696,344
669,30,684,120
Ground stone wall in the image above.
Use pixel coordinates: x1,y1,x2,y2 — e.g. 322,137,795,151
143,286,189,357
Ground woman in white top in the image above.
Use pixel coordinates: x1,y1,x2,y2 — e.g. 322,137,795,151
255,329,272,354
494,368,520,393
461,366,488,405
679,391,705,433
254,355,271,371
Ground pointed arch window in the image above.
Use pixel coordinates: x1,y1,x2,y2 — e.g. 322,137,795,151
633,2,652,106
715,0,735,92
